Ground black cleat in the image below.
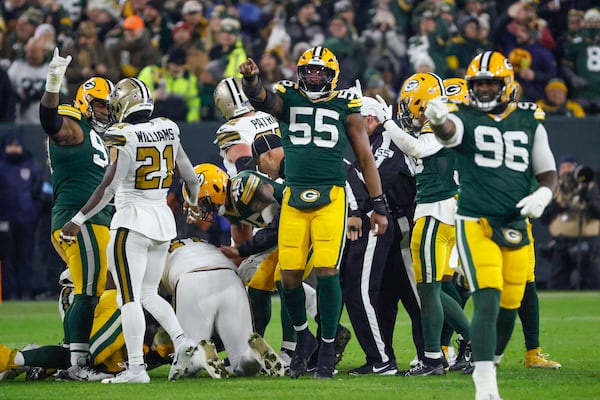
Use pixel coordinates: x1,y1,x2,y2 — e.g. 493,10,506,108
449,339,472,372
401,359,446,376
334,325,352,366
289,329,318,379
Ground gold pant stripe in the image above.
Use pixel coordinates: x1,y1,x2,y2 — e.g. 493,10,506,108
114,228,134,304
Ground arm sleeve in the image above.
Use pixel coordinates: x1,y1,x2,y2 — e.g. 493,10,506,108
384,120,444,159
176,145,199,207
531,124,556,175
83,151,130,220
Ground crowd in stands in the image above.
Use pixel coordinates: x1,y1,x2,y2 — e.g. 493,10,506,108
1,0,599,124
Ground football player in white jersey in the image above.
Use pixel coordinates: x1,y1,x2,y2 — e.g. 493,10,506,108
213,77,281,176
162,237,285,377
60,77,202,384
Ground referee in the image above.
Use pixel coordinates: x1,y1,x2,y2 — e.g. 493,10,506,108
341,96,423,375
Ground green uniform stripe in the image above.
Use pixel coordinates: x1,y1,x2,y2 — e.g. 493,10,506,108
114,228,134,303
78,224,101,296
89,310,122,358
456,219,478,291
420,217,440,283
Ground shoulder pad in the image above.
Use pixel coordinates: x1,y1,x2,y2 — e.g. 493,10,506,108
421,123,434,134
274,80,296,93
103,133,127,147
215,128,242,148
533,106,546,120
446,103,459,112
58,105,82,121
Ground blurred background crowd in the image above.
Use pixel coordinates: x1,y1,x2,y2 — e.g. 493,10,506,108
1,0,600,125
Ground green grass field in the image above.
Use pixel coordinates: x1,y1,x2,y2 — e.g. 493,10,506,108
1,291,599,400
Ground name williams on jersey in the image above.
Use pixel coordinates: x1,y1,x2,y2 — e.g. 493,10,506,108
135,128,175,143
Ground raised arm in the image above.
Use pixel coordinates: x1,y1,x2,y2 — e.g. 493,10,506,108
238,58,283,117
40,48,83,146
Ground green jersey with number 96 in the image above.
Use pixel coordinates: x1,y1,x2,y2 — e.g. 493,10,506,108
48,105,113,231
273,81,361,187
450,102,546,220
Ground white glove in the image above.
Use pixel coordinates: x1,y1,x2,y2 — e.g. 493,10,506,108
375,95,393,123
424,97,448,126
348,79,363,99
45,47,72,93
516,186,553,218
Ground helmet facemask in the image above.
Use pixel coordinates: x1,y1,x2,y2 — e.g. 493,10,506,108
296,47,339,101
467,77,506,112
298,64,336,100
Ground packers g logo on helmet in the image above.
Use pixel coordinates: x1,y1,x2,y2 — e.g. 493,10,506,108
74,77,114,133
214,77,255,120
109,78,154,124
296,46,340,101
398,72,446,130
183,163,229,221
465,51,516,112
444,78,469,104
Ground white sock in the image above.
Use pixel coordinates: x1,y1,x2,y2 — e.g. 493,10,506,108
141,294,184,343
425,351,442,360
120,302,146,367
473,361,499,399
13,352,24,366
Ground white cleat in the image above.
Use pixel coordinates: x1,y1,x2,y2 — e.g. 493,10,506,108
195,339,229,379
248,333,285,377
101,368,150,384
169,338,199,381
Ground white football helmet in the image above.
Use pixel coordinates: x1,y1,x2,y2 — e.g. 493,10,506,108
109,78,154,123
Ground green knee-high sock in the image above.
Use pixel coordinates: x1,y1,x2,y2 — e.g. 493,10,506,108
282,284,307,328
470,288,500,362
276,281,297,345
417,282,444,353
316,274,342,340
247,287,272,336
442,280,463,305
496,307,519,356
518,282,540,350
441,291,471,340
440,322,454,347
65,294,98,365
23,345,70,369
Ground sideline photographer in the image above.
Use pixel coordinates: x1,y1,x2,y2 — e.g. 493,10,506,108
540,154,600,290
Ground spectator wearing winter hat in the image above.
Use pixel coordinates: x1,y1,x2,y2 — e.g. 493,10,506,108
170,21,209,81
4,6,42,61
181,1,208,48
536,78,586,117
0,131,43,300
143,0,174,54
86,0,121,45
286,0,325,49
62,20,120,99
446,16,491,78
506,20,557,102
109,15,161,79
138,47,200,123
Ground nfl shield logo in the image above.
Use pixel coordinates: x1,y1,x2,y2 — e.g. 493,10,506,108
20,168,31,180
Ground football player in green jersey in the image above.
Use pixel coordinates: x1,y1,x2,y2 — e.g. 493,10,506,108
239,46,388,379
425,50,558,400
39,48,113,379
375,73,472,376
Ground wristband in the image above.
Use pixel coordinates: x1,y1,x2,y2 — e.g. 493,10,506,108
71,211,87,226
348,209,361,218
371,194,391,216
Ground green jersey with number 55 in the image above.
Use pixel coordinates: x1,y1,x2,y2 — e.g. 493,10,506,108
449,102,546,219
273,80,361,187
